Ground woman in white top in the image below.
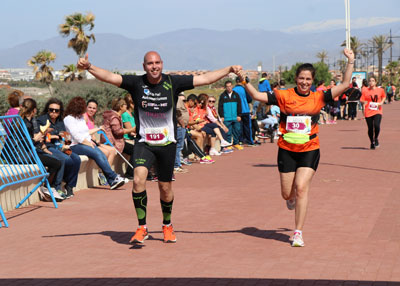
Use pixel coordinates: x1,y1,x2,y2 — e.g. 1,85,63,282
63,96,125,190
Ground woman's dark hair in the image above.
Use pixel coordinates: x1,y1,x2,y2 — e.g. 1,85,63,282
111,97,126,112
19,98,37,119
87,98,98,107
197,93,209,109
65,97,87,118
362,79,368,87
295,63,315,78
318,80,325,86
272,82,279,89
7,90,24,108
41,97,64,118
187,94,198,102
124,94,134,109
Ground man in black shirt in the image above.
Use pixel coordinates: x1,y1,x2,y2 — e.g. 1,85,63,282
78,51,242,244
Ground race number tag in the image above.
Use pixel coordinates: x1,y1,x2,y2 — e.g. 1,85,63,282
286,116,311,134
368,102,379,111
144,127,170,146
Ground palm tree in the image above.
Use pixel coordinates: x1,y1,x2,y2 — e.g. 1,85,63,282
341,36,364,69
62,64,78,82
59,12,95,58
370,35,392,84
27,50,56,96
316,50,328,64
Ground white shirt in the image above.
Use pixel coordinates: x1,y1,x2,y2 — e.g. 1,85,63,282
63,115,92,146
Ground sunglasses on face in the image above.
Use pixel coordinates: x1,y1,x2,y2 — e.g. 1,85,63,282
208,100,216,103
49,108,60,113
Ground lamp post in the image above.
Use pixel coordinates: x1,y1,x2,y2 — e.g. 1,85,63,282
257,62,262,81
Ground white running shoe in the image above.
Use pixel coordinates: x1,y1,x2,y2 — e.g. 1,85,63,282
220,140,232,147
292,232,304,247
286,197,296,210
209,148,221,156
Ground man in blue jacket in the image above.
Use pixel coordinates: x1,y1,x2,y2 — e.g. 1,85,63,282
233,77,254,146
258,72,271,93
218,80,243,150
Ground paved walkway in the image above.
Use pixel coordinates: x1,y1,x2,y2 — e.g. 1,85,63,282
1,103,400,285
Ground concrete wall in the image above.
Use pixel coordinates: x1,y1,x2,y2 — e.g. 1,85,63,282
0,155,127,213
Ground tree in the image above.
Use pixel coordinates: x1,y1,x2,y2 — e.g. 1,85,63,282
341,36,364,70
385,61,399,85
316,50,328,64
62,64,78,82
282,62,303,84
370,35,392,85
59,12,95,58
27,50,56,96
313,62,331,85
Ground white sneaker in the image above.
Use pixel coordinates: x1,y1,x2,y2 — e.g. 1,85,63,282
220,140,232,148
286,197,296,210
209,148,221,156
292,232,305,247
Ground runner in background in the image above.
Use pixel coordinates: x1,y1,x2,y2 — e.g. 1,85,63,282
360,76,385,149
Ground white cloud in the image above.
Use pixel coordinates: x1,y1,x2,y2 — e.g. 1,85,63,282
282,17,400,33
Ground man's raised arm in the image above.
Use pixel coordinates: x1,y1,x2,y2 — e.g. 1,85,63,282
77,54,123,87
193,65,242,87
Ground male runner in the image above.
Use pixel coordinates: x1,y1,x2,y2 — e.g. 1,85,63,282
77,51,241,243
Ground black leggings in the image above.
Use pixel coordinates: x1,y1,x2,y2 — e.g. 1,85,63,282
365,114,382,144
347,102,358,120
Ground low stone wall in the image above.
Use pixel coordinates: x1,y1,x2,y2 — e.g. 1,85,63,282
0,155,127,212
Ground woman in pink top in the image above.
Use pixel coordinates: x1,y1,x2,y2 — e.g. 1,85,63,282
84,99,116,185
5,90,23,116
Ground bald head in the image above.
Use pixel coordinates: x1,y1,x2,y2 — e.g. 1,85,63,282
143,51,163,84
144,51,162,64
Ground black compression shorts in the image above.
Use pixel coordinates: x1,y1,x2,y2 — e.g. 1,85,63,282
133,142,177,182
277,148,320,173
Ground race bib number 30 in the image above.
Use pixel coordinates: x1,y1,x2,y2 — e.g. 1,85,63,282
144,127,170,145
286,116,311,134
368,102,379,111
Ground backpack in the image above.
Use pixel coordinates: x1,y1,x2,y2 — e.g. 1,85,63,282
386,85,393,94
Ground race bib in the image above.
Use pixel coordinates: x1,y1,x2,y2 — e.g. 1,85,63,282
368,102,379,111
144,127,171,146
286,116,311,134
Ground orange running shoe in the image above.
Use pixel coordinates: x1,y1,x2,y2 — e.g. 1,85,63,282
162,225,177,243
233,144,244,150
129,226,149,243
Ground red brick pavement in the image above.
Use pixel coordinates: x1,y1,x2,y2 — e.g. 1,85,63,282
1,103,400,285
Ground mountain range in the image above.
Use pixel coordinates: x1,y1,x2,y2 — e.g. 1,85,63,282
1,22,399,71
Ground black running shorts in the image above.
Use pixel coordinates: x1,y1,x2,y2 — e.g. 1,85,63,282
277,148,320,173
133,142,177,182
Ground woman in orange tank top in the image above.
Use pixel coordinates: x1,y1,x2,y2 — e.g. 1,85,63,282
360,76,385,149
236,48,355,247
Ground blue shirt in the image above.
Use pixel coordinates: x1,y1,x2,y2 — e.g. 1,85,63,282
258,78,271,92
233,85,250,114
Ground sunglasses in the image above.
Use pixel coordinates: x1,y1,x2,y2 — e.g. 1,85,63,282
208,100,216,103
49,108,60,113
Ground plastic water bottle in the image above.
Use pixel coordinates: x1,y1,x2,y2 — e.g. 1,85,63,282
54,141,61,150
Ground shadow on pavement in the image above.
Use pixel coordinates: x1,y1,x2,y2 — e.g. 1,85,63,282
321,162,400,174
43,227,292,246
341,146,369,150
252,164,278,168
0,278,397,286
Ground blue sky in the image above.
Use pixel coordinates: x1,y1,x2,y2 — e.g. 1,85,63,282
2,0,400,49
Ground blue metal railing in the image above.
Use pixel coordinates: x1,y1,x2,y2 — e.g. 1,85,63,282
0,115,58,227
